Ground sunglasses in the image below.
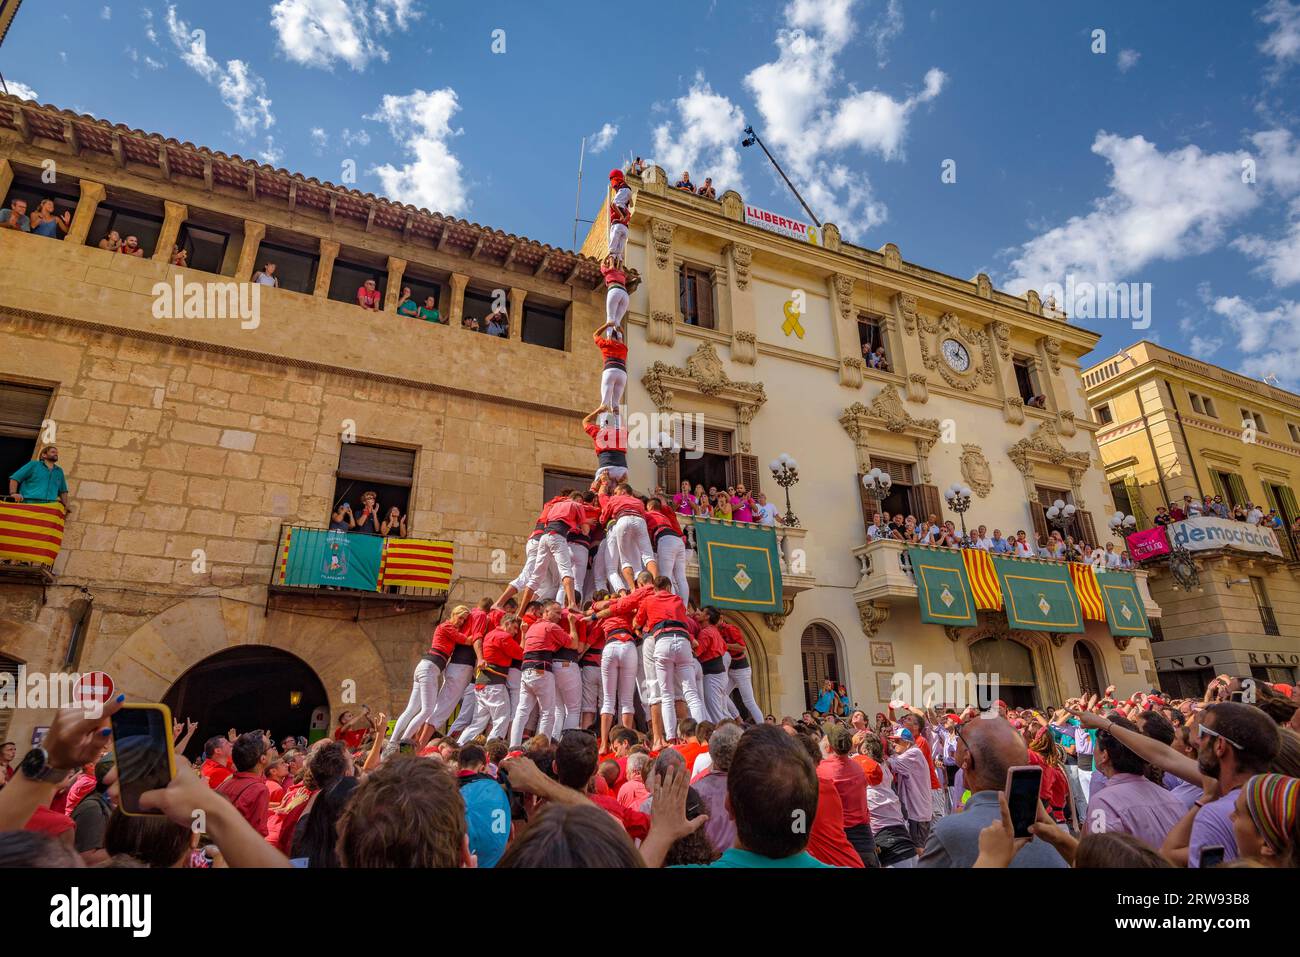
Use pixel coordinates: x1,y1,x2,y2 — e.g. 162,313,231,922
1194,722,1242,750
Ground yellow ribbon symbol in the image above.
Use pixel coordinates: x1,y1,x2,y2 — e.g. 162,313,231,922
782,300,805,339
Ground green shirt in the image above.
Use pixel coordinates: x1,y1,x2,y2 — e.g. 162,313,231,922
417,306,443,323
674,847,832,869
397,298,419,317
10,459,68,503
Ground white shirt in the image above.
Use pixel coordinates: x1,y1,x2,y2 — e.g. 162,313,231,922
975,537,994,550
1247,508,1263,524
756,503,778,526
1106,550,1123,568
1014,541,1035,558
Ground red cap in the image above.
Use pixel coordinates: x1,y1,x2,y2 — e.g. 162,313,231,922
609,168,625,183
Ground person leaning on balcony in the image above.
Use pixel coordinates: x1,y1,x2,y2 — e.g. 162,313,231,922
0,197,30,231
696,177,717,199
417,295,443,324
357,278,382,311
97,230,121,252
675,171,695,192
1152,505,1171,526
1013,530,1034,558
119,235,143,257
396,286,419,318
381,507,407,538
485,308,508,338
329,502,355,531
990,529,1011,554
349,490,382,536
755,492,778,527
253,262,279,286
28,199,70,239
8,445,70,510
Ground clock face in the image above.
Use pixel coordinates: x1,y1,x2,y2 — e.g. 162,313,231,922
941,338,971,372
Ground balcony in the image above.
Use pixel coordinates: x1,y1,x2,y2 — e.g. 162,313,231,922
678,514,816,599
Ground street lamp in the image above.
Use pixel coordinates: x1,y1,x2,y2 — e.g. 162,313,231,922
769,453,800,527
1045,498,1077,534
861,467,893,500
1108,511,1136,539
647,432,677,488
943,482,973,542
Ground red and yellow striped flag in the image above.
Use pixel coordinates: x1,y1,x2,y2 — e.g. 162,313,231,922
1069,562,1106,621
380,538,454,589
962,548,1003,611
0,500,66,566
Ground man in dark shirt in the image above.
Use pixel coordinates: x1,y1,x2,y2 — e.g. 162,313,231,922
675,171,695,192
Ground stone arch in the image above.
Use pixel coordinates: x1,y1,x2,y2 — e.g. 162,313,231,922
1071,638,1107,697
799,618,849,712
720,611,772,716
962,628,1064,709
100,594,390,718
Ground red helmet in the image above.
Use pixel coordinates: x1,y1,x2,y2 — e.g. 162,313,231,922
609,168,626,184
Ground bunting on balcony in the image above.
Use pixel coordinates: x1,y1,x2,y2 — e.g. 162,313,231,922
908,546,979,627
694,518,784,613
961,548,1003,611
1068,563,1106,621
0,500,65,566
1095,569,1152,638
277,528,384,590
990,555,1085,633
379,538,454,589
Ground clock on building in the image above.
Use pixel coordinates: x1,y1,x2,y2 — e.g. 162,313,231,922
941,338,971,373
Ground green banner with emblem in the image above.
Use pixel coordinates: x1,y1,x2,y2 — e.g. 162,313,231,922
907,545,979,627
694,518,783,613
1095,569,1152,638
990,555,1084,633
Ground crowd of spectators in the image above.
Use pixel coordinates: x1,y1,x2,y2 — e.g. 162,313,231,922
866,510,1134,568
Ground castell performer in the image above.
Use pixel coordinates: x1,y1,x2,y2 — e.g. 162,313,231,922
582,404,629,485
594,323,627,412
608,168,632,262
601,255,629,337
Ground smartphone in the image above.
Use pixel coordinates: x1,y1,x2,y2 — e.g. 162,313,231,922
110,702,177,816
1200,845,1226,868
1005,765,1043,838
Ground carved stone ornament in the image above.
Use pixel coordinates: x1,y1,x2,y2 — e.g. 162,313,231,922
991,321,1011,360
1003,396,1025,425
840,385,941,447
918,312,995,391
732,329,757,365
642,341,767,411
895,292,918,335
840,356,866,389
763,598,795,633
647,309,676,347
881,243,902,271
1025,290,1042,315
858,600,891,638
1042,336,1062,373
1048,633,1069,649
1007,420,1091,476
960,444,994,497
650,219,675,270
974,273,993,299
833,274,856,322
731,244,752,290
906,373,929,404
1113,635,1132,652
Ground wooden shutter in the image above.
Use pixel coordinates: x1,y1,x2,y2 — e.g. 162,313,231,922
912,484,942,524
1030,503,1049,542
1077,509,1099,548
0,383,53,439
1123,474,1148,529
732,454,760,494
337,444,417,487
658,451,680,496
1227,473,1249,509
1277,485,1299,525
1209,471,1227,503
858,474,881,536
695,272,715,329
678,266,689,319
869,457,915,485
702,426,733,456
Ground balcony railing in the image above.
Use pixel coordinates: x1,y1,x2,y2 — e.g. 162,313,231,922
677,514,816,597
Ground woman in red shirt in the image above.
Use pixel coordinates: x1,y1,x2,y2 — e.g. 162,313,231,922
1027,726,1071,826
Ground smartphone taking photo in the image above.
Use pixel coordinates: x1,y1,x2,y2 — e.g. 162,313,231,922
1005,764,1043,839
110,703,177,816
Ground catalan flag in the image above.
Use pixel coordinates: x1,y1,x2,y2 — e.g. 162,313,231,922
961,548,1004,611
1069,562,1106,621
0,500,65,566
380,538,454,590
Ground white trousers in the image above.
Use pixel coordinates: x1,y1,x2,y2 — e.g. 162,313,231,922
530,531,575,590
702,669,732,724
552,660,583,732
594,537,625,593
729,665,763,723
507,667,521,723
605,283,629,331
429,662,475,729
601,639,640,715
610,515,654,573
510,536,539,590
656,534,689,602
608,222,628,261
601,367,627,412
458,683,512,744
510,669,556,748
447,684,477,736
581,664,601,715
391,657,441,743
556,543,588,604
594,464,630,485
639,635,660,705
719,653,740,719
654,634,707,740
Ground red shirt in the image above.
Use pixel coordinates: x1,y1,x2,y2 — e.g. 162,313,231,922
25,805,74,838
600,263,628,286
589,793,649,841
612,588,688,632
915,734,941,790
201,758,233,790
465,607,491,639
645,508,683,540
695,625,725,661
482,628,526,668
523,619,571,655
600,610,637,640
334,726,366,750
674,740,707,772
357,286,381,308
546,499,587,533
818,754,871,828
64,771,97,815
217,771,271,836
265,778,285,806
593,331,628,363
598,492,643,523
720,622,747,661
851,753,884,787
488,607,508,630
805,778,864,868
430,621,470,657
585,423,628,457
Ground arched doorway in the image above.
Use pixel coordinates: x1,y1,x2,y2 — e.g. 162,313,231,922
163,647,328,759
720,613,771,719
1073,641,1102,697
800,622,842,713
969,636,1038,709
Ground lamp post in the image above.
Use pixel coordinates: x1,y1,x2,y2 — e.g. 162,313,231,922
1045,498,1077,535
647,432,677,490
769,453,800,527
1108,511,1136,540
862,467,892,502
943,482,973,543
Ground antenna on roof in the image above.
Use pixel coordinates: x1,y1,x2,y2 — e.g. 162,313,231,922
1262,373,1279,386
572,136,586,251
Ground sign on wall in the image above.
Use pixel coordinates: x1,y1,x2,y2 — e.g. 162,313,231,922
744,204,819,245
1168,516,1282,558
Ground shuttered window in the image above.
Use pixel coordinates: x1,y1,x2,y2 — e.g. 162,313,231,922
800,624,840,712
732,454,759,494
0,382,53,440
543,469,589,503
701,426,733,456
678,265,716,329
910,484,942,525
868,457,915,485
0,653,23,743
337,443,416,487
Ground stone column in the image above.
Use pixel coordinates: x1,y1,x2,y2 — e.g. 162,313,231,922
382,257,407,312
313,239,340,297
152,200,189,263
508,287,527,342
448,272,469,327
234,221,266,282
1037,335,1067,417
726,242,757,364
0,159,13,206
829,273,863,389
65,179,106,247
645,218,676,346
892,293,928,403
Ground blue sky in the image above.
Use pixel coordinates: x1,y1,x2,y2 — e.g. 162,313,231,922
4,0,1300,385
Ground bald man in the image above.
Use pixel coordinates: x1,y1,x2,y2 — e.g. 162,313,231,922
917,715,1067,868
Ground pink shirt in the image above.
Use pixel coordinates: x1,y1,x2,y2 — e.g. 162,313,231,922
817,754,870,828
1085,772,1186,851
357,286,381,308
617,778,649,809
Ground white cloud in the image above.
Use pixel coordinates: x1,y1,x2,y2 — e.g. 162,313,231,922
167,6,275,138
1188,334,1223,358
1231,130,1300,287
341,127,371,148
589,122,619,153
4,80,39,102
142,7,159,45
270,0,421,72
310,127,329,150
1260,0,1300,72
1234,204,1300,287
367,88,469,215
259,137,285,166
101,6,113,20
1117,49,1140,72
1002,133,1258,293
867,0,904,68
651,75,748,194
1212,294,1300,386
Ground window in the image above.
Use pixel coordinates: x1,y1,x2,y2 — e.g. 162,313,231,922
1073,642,1102,696
255,241,319,294
1289,423,1300,444
2,173,79,238
398,274,443,321
327,258,385,308
1093,403,1113,425
175,223,230,274
1110,480,1135,518
800,624,841,712
1148,616,1164,643
1251,577,1280,637
332,442,416,531
461,288,500,333
1013,357,1038,404
522,303,566,351
543,469,589,503
1159,668,1215,699
0,381,55,484
678,426,734,495
868,456,915,519
0,653,23,741
1210,470,1248,508
1033,486,1094,544
678,265,715,329
858,315,885,359
1203,395,1218,418
1189,392,1217,418
87,204,163,257
1251,665,1297,685
1240,408,1268,433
